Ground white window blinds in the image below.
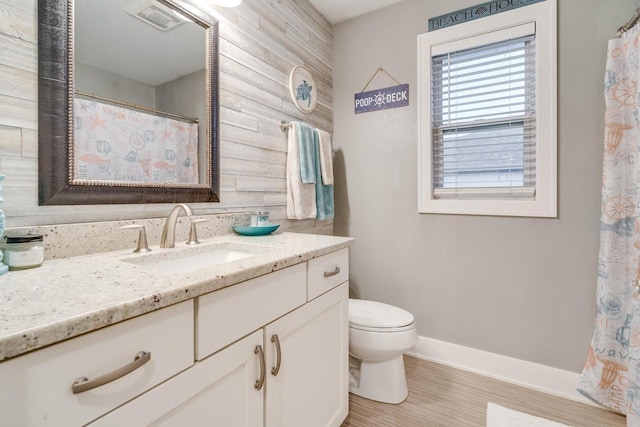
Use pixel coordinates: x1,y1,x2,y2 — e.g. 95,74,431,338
431,34,536,198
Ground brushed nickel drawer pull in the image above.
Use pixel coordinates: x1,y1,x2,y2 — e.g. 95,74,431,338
71,351,151,394
254,345,266,390
323,267,341,278
271,334,281,376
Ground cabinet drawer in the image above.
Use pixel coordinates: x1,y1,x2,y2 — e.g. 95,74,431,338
196,263,306,360
0,300,194,427
307,248,349,301
88,330,264,427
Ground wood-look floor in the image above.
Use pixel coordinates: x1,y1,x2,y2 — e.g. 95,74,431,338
341,356,626,427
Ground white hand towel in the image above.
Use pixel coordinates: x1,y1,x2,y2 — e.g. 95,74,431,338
316,128,334,185
286,122,317,219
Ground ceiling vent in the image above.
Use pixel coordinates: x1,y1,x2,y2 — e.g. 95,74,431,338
125,1,187,32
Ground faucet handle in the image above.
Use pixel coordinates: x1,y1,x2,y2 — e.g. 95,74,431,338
187,218,208,245
120,224,151,253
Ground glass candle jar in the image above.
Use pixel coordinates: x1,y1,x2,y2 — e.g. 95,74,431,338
3,233,44,270
250,211,270,227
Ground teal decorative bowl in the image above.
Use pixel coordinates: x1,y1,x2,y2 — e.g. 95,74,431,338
233,224,280,236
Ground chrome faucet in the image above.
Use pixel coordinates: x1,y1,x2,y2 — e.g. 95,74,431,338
160,204,194,248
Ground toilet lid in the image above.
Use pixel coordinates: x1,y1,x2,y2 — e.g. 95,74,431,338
348,299,414,329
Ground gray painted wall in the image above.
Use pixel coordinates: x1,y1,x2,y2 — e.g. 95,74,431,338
75,62,157,108
333,0,637,372
157,70,207,182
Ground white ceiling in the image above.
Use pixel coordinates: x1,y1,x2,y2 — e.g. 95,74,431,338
308,0,404,25
75,0,205,87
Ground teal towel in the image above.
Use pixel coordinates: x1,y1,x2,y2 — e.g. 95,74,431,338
297,123,316,184
295,122,334,220
312,129,334,220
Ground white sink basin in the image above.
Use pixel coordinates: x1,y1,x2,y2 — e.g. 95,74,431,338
123,244,261,274
144,249,254,274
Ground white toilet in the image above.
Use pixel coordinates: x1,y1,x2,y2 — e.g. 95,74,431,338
348,298,418,404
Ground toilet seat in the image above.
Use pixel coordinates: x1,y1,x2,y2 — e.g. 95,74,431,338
348,299,415,332
349,322,415,333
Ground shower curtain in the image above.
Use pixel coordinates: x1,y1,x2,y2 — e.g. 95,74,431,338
578,26,640,424
73,98,199,184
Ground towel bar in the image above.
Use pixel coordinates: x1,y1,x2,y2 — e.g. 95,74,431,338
280,121,292,132
280,121,335,159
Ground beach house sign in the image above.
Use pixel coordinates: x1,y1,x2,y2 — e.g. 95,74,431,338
355,84,409,114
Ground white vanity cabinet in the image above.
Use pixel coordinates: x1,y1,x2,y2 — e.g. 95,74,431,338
94,253,349,427
92,284,348,427
0,246,350,427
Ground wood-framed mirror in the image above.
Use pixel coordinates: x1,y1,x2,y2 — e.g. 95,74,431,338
38,0,219,205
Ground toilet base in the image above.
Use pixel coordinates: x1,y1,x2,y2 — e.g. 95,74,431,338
349,355,408,404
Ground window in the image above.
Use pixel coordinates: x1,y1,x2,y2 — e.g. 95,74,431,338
418,0,556,217
433,35,535,194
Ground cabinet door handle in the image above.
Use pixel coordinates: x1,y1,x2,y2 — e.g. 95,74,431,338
254,345,266,390
323,266,341,278
71,351,151,394
271,334,281,376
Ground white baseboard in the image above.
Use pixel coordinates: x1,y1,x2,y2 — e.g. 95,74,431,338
406,336,596,407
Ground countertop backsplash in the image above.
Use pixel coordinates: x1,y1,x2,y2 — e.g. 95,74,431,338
4,212,253,261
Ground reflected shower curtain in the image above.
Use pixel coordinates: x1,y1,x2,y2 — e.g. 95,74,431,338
579,27,640,424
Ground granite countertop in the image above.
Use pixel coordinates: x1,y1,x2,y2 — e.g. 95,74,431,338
0,232,353,362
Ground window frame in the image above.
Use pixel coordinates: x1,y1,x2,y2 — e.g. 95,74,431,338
417,0,557,217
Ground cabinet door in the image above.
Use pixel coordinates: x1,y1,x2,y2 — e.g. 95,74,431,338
264,282,348,427
90,330,264,427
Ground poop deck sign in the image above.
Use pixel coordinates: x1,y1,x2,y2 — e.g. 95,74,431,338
354,84,409,114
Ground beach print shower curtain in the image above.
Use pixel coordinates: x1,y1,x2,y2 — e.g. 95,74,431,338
579,26,640,425
73,98,199,185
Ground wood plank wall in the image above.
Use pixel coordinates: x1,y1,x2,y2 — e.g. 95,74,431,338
0,0,334,234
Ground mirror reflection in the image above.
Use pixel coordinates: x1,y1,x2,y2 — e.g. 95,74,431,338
73,0,208,186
